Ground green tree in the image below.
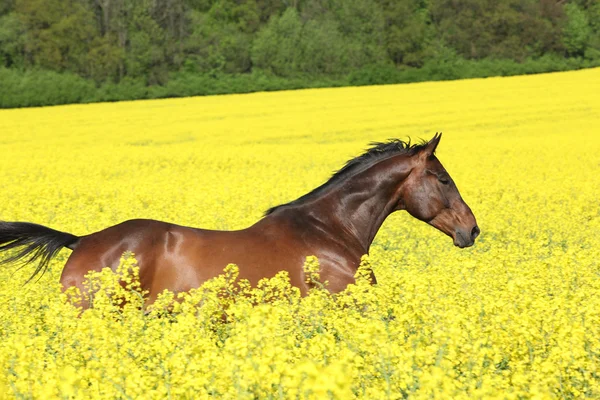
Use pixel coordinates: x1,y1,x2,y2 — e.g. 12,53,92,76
584,1,600,60
300,16,347,75
0,0,15,16
151,0,190,69
88,0,129,79
430,0,564,60
563,2,592,57
183,10,252,74
86,35,125,82
15,0,97,73
209,0,261,33
252,6,352,77
252,7,303,76
125,2,168,85
330,0,387,68
380,0,434,67
2,0,600,108
0,12,25,68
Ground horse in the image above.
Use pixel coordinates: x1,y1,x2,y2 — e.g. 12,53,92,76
0,133,479,308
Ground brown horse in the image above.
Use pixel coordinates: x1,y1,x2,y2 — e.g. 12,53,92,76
0,134,478,307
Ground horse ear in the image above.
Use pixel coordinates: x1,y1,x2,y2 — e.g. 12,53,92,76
420,132,442,159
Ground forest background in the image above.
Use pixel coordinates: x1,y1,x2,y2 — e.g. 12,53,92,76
1,0,599,108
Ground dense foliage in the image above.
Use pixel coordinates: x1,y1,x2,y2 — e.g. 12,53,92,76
1,0,600,107
0,68,599,398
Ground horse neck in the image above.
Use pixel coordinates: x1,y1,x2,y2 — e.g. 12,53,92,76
296,155,412,253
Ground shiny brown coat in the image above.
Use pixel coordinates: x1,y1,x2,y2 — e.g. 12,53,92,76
0,134,479,308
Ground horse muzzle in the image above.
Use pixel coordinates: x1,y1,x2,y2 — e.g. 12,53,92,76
454,225,480,248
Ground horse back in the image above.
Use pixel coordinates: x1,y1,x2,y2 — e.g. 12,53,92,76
59,214,362,303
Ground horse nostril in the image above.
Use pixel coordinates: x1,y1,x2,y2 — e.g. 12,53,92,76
471,225,480,240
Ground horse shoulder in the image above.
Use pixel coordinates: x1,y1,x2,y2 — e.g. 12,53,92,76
259,211,361,293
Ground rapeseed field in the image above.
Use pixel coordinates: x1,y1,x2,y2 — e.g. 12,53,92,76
0,68,599,399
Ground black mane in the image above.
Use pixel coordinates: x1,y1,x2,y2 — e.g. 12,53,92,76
266,138,428,215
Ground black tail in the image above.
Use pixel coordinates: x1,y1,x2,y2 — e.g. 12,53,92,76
0,221,79,282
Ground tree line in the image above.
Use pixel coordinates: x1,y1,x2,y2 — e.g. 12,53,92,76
1,0,599,107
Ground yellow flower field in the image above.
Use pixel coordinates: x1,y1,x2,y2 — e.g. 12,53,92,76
0,68,599,399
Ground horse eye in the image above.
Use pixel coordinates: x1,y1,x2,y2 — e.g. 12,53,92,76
439,177,450,185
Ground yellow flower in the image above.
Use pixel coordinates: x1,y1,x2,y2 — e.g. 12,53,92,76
1,67,600,398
